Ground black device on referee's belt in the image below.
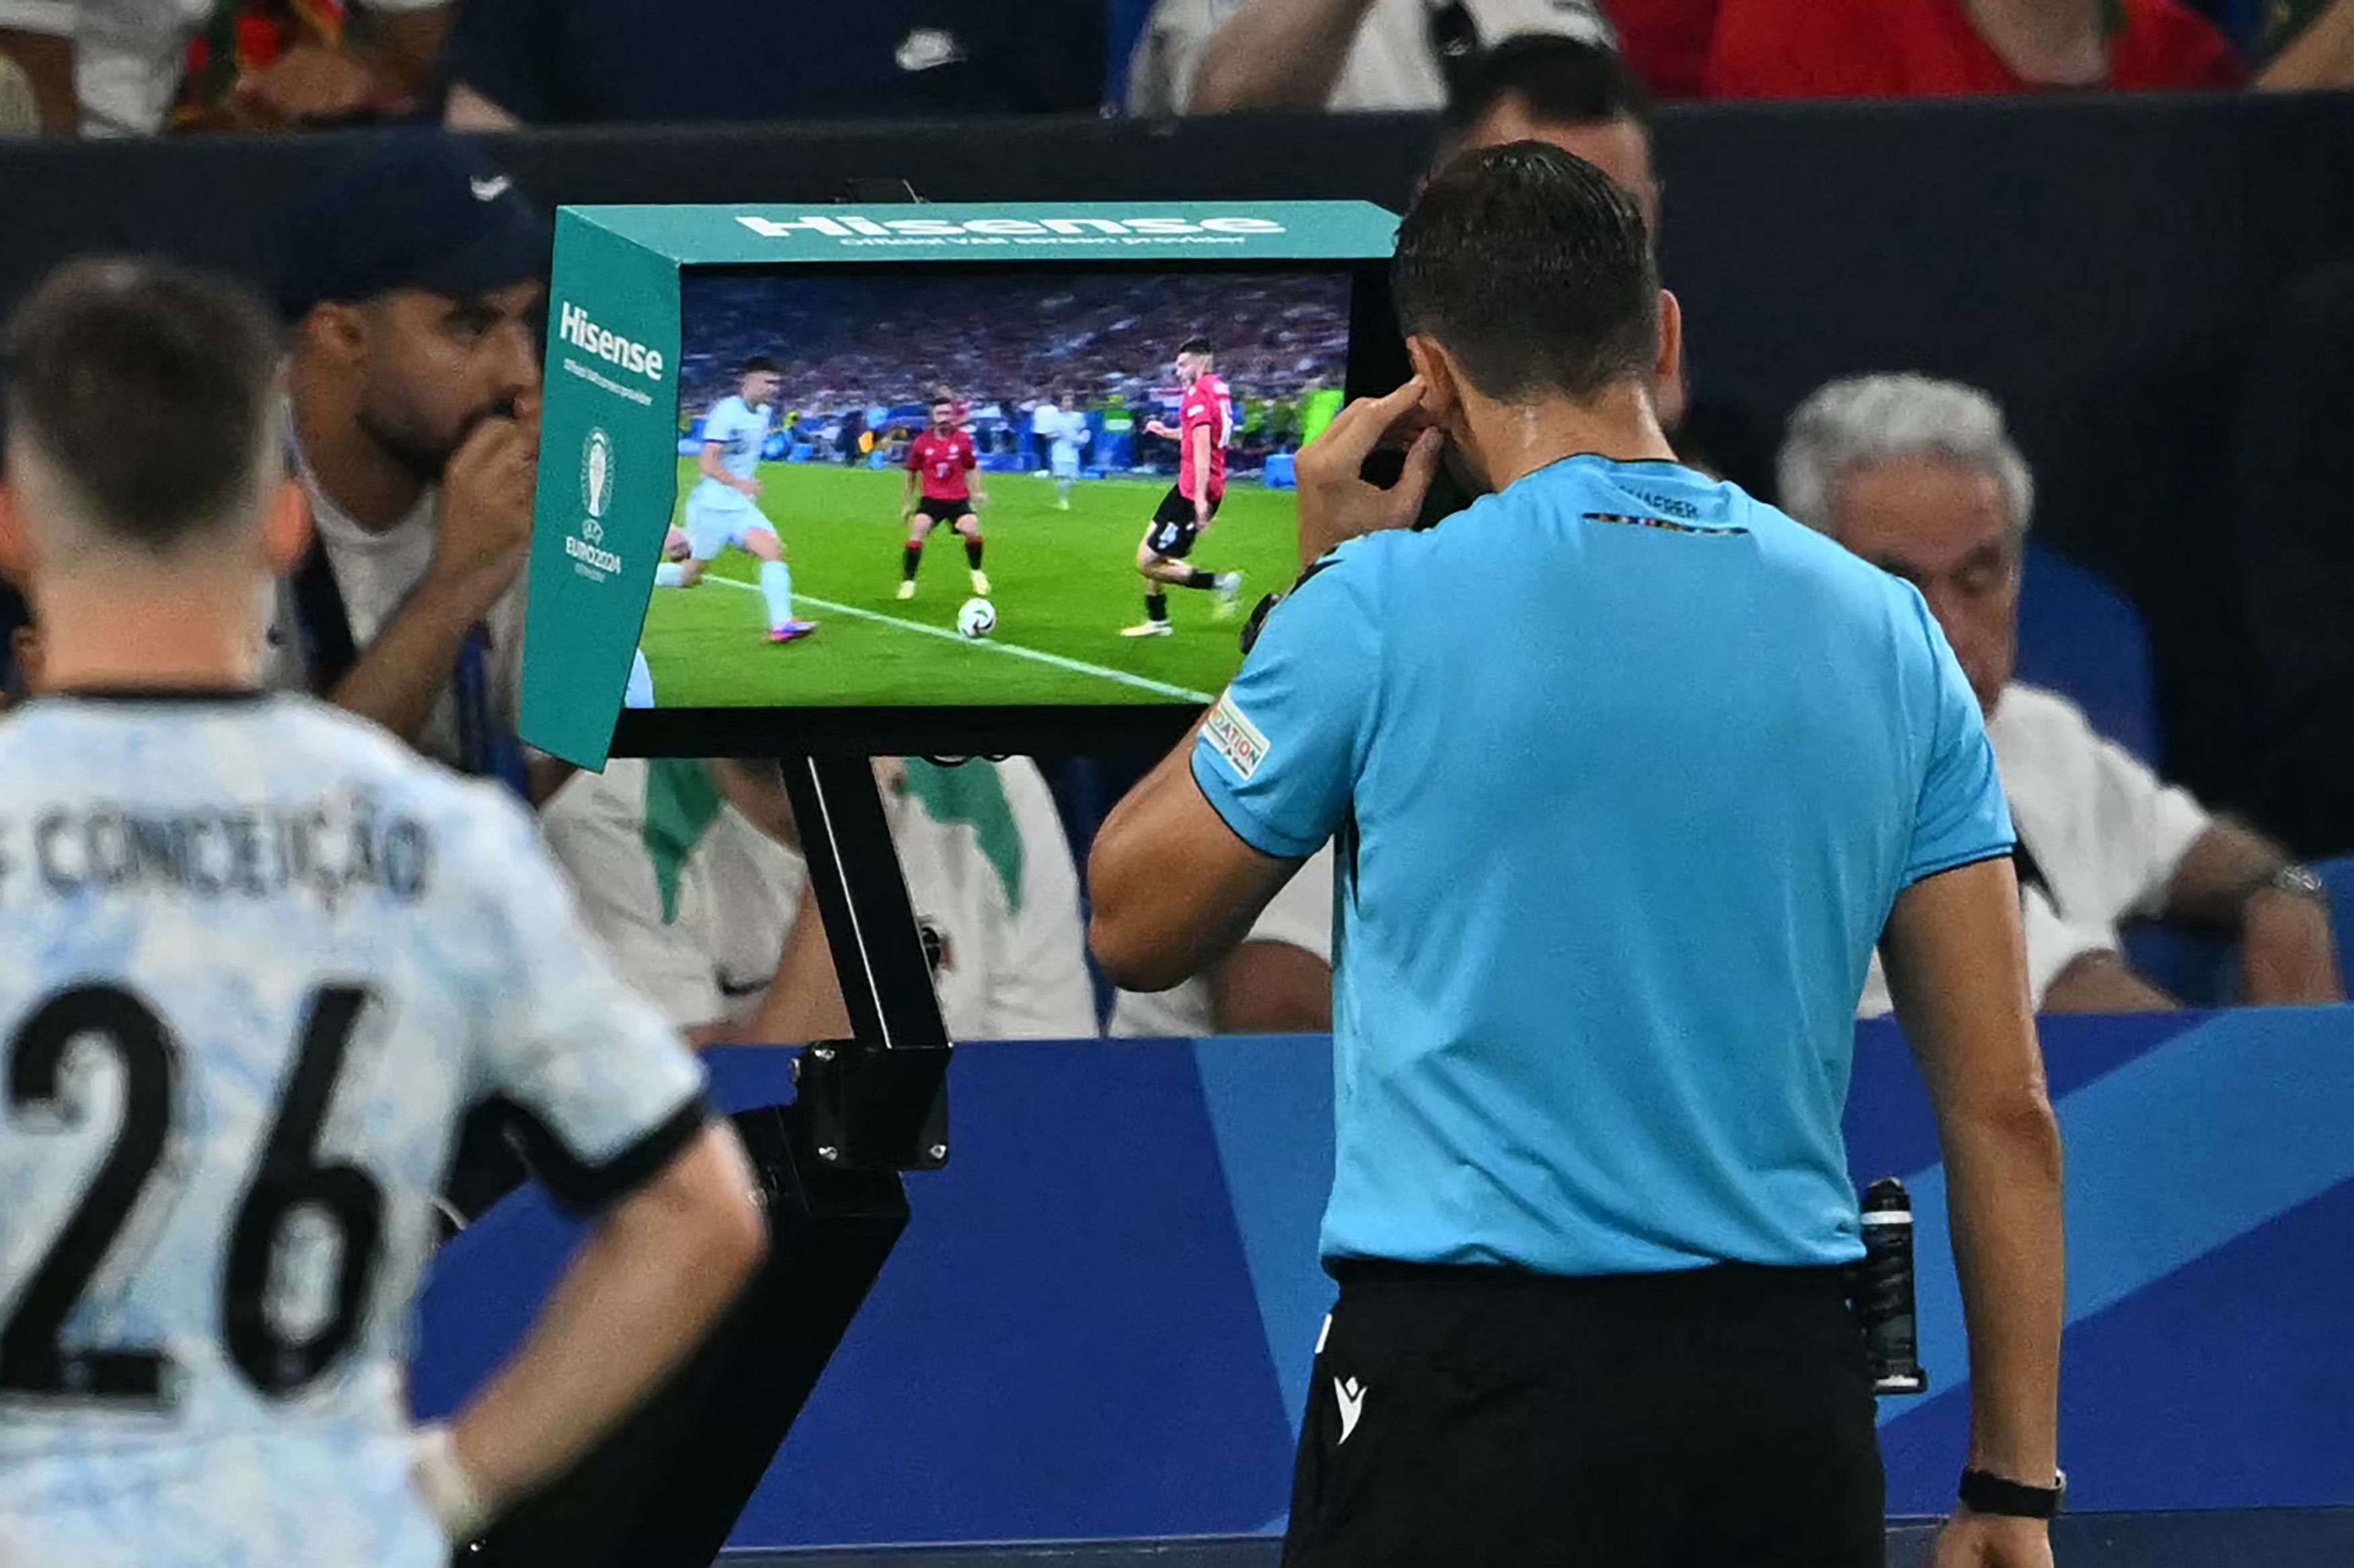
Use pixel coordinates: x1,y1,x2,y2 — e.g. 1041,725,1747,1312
1850,1177,1928,1397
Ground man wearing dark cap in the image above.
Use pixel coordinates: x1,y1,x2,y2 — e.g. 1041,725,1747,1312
271,132,551,795
1093,144,2064,1568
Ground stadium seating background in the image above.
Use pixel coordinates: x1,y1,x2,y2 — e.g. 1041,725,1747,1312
6,95,2354,818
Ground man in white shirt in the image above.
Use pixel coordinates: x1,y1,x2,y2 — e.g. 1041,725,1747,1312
1782,372,2345,1013
271,134,556,798
1109,845,1334,1035
1127,0,1614,116
543,756,1098,1044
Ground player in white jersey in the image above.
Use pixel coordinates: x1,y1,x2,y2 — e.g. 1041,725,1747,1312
1047,392,1090,510
653,355,817,644
0,260,765,1568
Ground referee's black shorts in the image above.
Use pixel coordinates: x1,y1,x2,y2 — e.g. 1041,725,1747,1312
1282,1261,1885,1568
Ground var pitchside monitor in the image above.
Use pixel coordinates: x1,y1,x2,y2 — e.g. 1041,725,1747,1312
517,200,1399,766
613,260,1378,756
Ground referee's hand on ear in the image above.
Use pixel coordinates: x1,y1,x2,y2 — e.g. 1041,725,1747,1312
1294,378,1445,570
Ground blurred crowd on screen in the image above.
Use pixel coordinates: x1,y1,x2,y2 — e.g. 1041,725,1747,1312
675,274,1351,434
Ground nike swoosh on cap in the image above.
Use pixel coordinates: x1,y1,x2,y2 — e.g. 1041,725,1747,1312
895,28,964,72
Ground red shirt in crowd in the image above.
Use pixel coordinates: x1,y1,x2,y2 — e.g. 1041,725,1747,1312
1704,0,2245,99
1615,0,1731,98
908,428,977,503
1176,372,1232,504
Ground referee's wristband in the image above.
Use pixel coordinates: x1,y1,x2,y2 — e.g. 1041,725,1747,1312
412,1422,494,1542
1958,1466,2066,1520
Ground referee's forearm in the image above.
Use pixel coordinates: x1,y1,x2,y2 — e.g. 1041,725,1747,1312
1939,1097,2065,1483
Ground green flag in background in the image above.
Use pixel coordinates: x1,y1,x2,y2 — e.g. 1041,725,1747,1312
1301,387,1346,446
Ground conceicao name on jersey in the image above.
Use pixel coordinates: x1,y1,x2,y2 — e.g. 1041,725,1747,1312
557,302,665,381
0,797,434,911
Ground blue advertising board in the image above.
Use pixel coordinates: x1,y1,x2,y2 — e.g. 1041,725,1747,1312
414,1008,2354,1548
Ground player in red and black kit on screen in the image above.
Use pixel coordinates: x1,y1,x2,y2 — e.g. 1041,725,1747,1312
899,395,990,601
1125,338,1245,638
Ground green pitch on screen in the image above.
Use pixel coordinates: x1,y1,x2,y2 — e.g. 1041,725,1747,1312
643,461,1297,707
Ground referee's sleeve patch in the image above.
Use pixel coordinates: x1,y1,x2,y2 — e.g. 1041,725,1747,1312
1204,691,1270,781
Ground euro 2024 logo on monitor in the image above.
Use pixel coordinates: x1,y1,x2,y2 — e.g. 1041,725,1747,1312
564,426,625,584
580,427,613,543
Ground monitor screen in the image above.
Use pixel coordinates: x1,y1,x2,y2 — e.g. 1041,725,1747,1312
615,262,1364,754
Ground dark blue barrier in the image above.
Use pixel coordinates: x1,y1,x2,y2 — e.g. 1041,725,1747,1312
415,1007,2354,1554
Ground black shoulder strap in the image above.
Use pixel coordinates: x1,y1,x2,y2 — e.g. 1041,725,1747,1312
2012,834,2055,908
289,542,359,696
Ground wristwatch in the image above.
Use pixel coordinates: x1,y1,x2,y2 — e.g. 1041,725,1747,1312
1959,1466,2067,1520
2269,863,2327,904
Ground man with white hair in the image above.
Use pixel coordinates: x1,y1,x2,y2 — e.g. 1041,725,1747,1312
1782,373,2344,1014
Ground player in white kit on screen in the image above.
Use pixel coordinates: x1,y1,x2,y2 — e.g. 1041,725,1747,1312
655,355,817,644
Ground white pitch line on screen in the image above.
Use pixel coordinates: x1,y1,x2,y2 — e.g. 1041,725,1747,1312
700,578,1217,703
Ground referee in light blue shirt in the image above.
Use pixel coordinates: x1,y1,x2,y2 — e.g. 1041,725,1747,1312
1090,145,2066,1568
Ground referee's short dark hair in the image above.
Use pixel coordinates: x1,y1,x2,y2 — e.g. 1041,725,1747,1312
1443,33,1655,143
1394,141,1659,403
4,257,282,555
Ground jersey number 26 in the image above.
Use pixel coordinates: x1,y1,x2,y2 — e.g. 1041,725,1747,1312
1,983,385,1405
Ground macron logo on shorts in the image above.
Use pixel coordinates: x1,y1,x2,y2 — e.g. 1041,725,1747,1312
1205,691,1269,781
1334,1376,1367,1445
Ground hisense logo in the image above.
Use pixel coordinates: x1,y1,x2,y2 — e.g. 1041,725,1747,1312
733,214,1287,240
557,302,665,381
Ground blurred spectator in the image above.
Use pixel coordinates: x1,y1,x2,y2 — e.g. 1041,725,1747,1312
543,756,1099,1045
271,134,553,795
0,0,449,136
176,0,453,130
1439,34,1692,434
2258,0,2354,87
444,0,1102,128
1439,31,1657,230
0,47,38,128
0,3,78,130
1782,373,2343,1014
1110,847,1333,1035
1127,0,1620,114
1706,0,2244,98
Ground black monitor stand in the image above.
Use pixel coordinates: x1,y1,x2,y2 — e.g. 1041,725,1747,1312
463,755,952,1568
